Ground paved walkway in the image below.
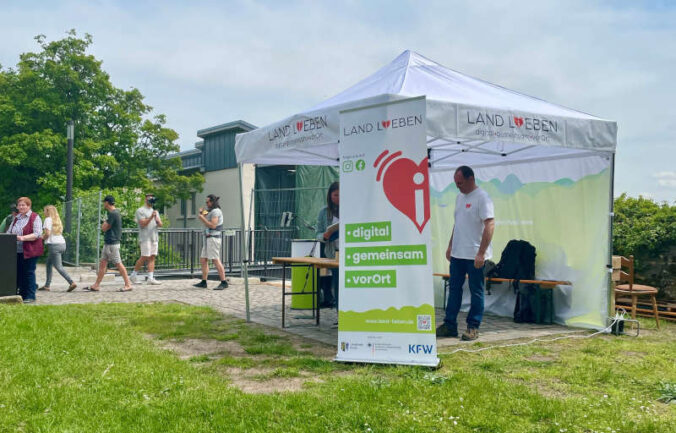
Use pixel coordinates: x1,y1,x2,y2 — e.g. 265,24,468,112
32,265,581,348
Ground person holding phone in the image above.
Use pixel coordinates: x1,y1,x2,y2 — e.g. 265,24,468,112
131,193,163,285
193,194,228,290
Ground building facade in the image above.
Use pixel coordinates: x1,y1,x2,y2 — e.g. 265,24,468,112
165,120,256,230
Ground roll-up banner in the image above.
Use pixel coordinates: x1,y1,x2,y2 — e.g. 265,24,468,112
336,96,439,367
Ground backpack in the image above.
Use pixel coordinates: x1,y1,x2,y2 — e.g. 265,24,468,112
488,239,536,280
488,240,538,323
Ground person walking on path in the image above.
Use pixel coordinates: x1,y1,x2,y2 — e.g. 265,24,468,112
39,205,77,292
193,194,228,290
85,195,133,292
436,166,495,341
130,193,162,285
8,197,43,303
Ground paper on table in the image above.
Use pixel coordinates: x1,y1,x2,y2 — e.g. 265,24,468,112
325,222,339,236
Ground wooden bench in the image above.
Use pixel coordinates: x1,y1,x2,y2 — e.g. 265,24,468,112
434,273,571,324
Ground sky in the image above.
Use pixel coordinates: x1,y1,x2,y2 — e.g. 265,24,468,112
1,0,674,202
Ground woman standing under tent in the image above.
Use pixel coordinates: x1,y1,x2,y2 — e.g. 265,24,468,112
316,182,340,311
8,197,43,303
39,205,77,292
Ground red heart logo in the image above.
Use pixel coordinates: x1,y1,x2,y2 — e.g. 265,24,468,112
514,117,524,127
381,120,391,129
380,157,430,233
466,203,471,209
296,121,303,132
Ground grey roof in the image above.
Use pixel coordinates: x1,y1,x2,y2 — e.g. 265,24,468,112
172,148,202,157
197,120,257,138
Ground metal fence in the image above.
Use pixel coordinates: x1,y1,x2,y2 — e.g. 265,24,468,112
250,186,327,279
54,186,327,279
60,190,103,266
118,228,246,276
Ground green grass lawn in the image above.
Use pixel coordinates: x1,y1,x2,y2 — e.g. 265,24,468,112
0,303,674,432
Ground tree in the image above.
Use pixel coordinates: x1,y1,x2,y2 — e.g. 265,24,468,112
613,194,675,298
0,30,202,212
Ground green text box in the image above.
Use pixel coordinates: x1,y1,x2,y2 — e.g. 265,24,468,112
345,221,392,243
345,244,427,266
345,270,397,288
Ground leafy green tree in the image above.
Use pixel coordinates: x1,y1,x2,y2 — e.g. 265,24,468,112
613,194,675,297
0,30,202,211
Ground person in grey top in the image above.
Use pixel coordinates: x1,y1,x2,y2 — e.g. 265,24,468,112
193,194,228,290
131,193,163,285
86,195,133,292
315,181,339,310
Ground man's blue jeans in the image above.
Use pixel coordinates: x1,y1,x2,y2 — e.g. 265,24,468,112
444,257,485,330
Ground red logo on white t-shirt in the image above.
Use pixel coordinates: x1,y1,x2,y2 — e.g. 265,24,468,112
466,203,471,209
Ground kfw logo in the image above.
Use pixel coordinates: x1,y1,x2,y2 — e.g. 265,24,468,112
408,344,434,354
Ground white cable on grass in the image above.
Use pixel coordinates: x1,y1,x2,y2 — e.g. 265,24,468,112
445,310,632,355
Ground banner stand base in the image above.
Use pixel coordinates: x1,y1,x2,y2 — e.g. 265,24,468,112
334,357,440,368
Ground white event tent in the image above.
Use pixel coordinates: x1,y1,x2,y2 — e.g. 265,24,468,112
235,50,618,329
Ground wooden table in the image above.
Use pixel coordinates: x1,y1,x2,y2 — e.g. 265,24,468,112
272,257,339,328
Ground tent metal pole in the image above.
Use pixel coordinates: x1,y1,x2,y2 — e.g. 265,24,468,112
238,162,251,322
295,148,340,163
503,144,537,156
429,150,606,172
607,153,616,320
429,141,490,165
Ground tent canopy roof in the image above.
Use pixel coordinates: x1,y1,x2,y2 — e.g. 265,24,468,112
312,51,602,120
236,50,617,169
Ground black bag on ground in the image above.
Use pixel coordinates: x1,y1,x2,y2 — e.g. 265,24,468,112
513,283,554,324
514,283,537,323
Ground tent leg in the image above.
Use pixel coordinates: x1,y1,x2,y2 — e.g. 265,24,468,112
238,163,251,322
607,153,615,320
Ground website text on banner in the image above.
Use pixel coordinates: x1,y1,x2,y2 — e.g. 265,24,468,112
337,96,439,367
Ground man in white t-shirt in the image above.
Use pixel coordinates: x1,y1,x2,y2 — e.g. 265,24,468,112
436,166,495,341
131,194,163,285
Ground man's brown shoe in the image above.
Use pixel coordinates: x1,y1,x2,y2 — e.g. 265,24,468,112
461,328,479,341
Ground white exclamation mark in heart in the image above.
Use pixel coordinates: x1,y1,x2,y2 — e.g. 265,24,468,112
413,171,425,227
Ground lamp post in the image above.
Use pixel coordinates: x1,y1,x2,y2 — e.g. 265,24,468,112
65,120,74,235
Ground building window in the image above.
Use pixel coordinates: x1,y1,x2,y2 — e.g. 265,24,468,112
180,198,187,217
190,192,197,216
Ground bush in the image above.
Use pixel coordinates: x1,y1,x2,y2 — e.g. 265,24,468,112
613,194,675,299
